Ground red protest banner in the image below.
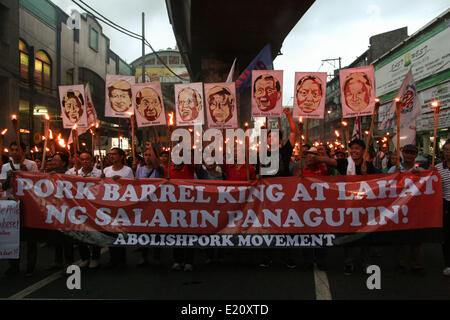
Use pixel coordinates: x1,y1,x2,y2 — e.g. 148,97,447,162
13,171,442,237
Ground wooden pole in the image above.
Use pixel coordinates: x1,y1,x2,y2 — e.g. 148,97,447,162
305,119,310,145
131,114,136,164
0,129,7,160
362,99,381,173
40,115,50,171
395,99,402,172
245,122,250,180
297,117,304,177
431,101,440,167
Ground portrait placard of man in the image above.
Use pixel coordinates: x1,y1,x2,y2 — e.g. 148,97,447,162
343,72,372,112
207,86,235,125
135,87,162,122
253,74,281,112
108,80,132,113
62,90,84,124
177,87,203,122
296,75,323,113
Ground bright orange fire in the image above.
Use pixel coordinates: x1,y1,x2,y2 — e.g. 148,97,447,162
49,129,53,139
168,112,174,126
44,114,50,121
1,129,7,135
341,121,348,127
11,114,17,120
335,130,340,137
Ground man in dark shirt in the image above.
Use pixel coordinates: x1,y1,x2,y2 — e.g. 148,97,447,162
259,108,298,268
314,139,376,275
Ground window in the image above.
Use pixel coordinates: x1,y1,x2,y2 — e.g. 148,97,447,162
89,28,99,51
34,51,51,90
169,56,180,65
19,40,30,81
66,69,73,85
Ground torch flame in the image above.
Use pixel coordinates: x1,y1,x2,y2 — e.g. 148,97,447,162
394,97,401,103
44,114,50,121
49,129,53,139
375,97,380,103
431,100,440,108
1,129,7,135
34,146,39,152
341,121,348,127
298,116,303,124
4,148,8,153
168,112,174,126
335,130,340,137
11,114,17,120
95,122,99,129
244,122,249,128
58,139,66,148
73,124,78,130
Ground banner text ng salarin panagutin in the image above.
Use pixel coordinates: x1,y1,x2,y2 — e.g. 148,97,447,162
13,171,443,248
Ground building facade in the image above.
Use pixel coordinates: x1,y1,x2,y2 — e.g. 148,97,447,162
15,0,132,154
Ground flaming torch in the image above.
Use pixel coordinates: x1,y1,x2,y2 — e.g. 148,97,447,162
394,97,401,172
41,114,50,170
167,112,174,179
0,129,7,159
431,100,440,167
11,114,23,155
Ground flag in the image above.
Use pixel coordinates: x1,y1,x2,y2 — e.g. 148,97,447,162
68,84,98,145
226,58,237,82
379,68,421,148
235,44,273,93
352,117,361,140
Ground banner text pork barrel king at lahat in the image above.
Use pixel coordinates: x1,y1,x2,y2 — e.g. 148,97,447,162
13,171,443,247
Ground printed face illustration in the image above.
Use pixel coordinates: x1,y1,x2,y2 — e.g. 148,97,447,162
136,87,162,121
177,88,202,122
296,76,323,113
207,87,234,125
253,75,281,112
344,73,371,112
108,80,132,112
62,90,84,123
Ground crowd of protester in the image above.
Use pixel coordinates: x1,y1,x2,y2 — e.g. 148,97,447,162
0,110,449,278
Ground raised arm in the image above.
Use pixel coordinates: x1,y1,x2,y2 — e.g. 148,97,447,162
283,108,298,147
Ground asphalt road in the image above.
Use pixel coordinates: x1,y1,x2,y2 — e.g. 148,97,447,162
1,241,449,301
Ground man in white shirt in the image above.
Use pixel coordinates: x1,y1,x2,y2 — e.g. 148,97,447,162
66,151,103,269
103,148,133,269
0,142,38,197
0,142,38,277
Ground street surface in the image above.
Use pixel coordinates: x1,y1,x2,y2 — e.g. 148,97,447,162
1,241,449,300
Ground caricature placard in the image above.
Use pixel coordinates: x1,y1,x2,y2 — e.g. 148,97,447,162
339,66,376,118
204,82,238,129
132,82,166,127
105,75,135,118
293,72,327,119
59,85,88,129
174,83,204,126
251,70,283,117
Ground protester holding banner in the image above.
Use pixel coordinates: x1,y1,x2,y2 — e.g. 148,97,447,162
68,151,102,269
387,144,426,275
45,152,75,271
315,139,376,275
1,142,38,276
297,146,329,270
135,146,163,267
435,140,450,277
104,147,134,269
259,107,298,269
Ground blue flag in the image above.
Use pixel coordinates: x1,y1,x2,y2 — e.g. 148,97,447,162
235,44,273,93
